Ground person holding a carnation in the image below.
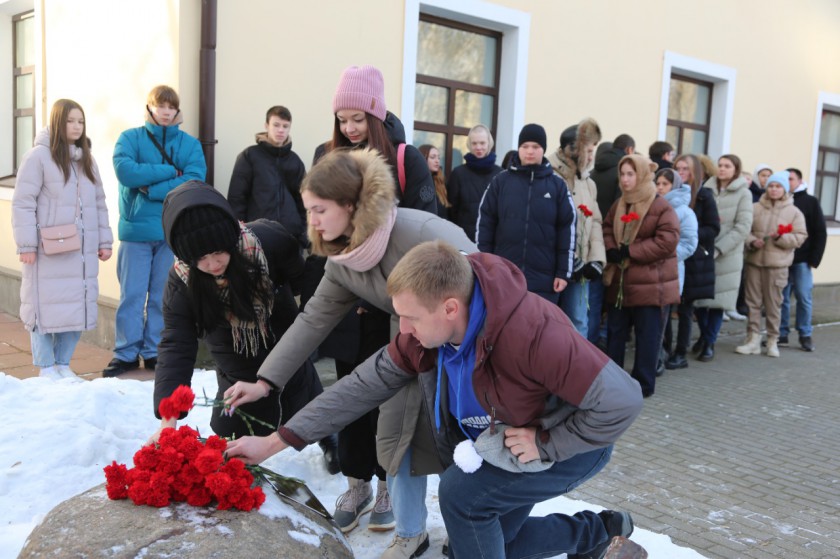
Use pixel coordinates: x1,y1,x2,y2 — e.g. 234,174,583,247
602,155,680,398
735,172,807,357
149,180,338,473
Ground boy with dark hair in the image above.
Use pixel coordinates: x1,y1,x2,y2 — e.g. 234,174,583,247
648,140,675,170
227,105,307,246
779,167,827,351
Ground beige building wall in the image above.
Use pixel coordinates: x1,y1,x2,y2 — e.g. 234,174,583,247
1,0,839,295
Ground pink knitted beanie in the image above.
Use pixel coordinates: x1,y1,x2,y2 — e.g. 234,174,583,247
332,65,387,121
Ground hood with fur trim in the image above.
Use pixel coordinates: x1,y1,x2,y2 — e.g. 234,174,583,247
553,118,602,178
309,148,396,256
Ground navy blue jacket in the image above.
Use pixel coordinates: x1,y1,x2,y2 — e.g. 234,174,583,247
476,156,577,298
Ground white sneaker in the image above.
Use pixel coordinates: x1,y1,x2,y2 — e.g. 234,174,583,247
726,310,747,321
55,365,83,381
39,366,63,380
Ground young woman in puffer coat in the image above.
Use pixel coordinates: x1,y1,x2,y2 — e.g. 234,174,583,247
693,154,753,362
548,118,606,336
665,154,720,369
12,99,113,380
603,155,680,398
655,168,698,369
224,149,475,558
735,172,806,358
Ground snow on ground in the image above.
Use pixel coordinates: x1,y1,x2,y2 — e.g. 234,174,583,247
0,370,706,558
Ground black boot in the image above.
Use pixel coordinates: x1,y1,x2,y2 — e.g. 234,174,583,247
698,343,715,362
665,352,688,369
318,434,340,475
691,338,705,355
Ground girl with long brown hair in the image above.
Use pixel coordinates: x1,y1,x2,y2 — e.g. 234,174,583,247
12,99,113,380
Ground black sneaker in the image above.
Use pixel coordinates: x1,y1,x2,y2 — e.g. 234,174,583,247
778,335,789,347
570,510,634,559
799,336,814,352
102,358,139,378
143,357,157,371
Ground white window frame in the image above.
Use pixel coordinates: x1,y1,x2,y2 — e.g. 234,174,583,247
812,91,840,233
658,51,736,160
402,0,530,152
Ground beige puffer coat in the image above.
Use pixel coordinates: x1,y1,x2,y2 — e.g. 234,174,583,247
694,176,753,311
548,151,606,266
745,193,807,268
12,128,113,333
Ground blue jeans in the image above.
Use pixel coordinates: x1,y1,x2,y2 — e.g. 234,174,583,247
586,277,606,344
780,263,813,338
439,446,613,559
30,331,82,368
386,448,428,538
558,280,589,337
114,240,173,361
694,307,724,345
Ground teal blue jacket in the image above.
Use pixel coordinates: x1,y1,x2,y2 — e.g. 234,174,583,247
113,115,206,241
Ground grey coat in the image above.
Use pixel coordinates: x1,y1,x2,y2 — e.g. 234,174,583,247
258,207,477,475
12,128,113,333
694,176,752,310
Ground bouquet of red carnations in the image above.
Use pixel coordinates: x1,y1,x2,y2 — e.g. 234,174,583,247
103,385,265,511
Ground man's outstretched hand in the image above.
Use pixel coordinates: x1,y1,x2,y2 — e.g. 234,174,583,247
225,432,288,465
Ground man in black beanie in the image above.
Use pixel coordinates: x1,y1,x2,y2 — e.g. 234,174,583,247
477,123,577,303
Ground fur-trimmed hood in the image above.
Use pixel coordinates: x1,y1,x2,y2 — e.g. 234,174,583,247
552,118,601,178
309,148,396,256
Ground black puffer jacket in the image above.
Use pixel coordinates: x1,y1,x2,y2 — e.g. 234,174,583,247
155,183,313,430
791,189,827,268
446,157,503,241
476,155,576,298
682,186,720,301
227,135,307,246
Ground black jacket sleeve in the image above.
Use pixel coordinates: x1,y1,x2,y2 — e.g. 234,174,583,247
153,270,200,420
227,150,253,221
248,219,306,294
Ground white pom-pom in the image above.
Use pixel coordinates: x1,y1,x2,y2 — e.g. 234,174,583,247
453,439,483,473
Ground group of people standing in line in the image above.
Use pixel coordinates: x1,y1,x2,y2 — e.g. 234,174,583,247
9,61,828,559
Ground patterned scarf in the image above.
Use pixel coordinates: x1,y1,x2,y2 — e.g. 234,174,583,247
174,222,273,357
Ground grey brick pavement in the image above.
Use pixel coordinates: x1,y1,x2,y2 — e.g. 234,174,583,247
566,320,840,558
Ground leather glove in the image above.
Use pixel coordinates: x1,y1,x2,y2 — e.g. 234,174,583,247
619,244,631,261
581,261,604,280
571,257,585,281
606,248,622,264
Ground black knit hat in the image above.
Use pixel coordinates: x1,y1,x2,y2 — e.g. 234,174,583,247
560,124,578,149
518,123,547,151
170,205,239,263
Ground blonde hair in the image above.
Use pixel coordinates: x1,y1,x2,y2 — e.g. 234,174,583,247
387,241,473,311
468,124,495,153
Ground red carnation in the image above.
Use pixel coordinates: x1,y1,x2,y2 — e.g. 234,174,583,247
204,435,228,453
620,212,640,223
104,461,129,500
133,445,160,470
195,448,224,475
578,204,593,217
159,385,195,420
777,223,793,236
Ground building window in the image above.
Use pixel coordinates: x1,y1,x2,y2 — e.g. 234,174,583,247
816,109,840,221
667,75,712,155
13,11,35,174
412,14,501,175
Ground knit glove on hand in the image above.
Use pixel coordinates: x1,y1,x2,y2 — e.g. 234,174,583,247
581,261,604,280
571,257,585,281
606,248,622,264
619,244,631,261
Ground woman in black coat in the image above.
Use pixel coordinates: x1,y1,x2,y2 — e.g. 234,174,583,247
666,155,721,369
150,180,338,471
